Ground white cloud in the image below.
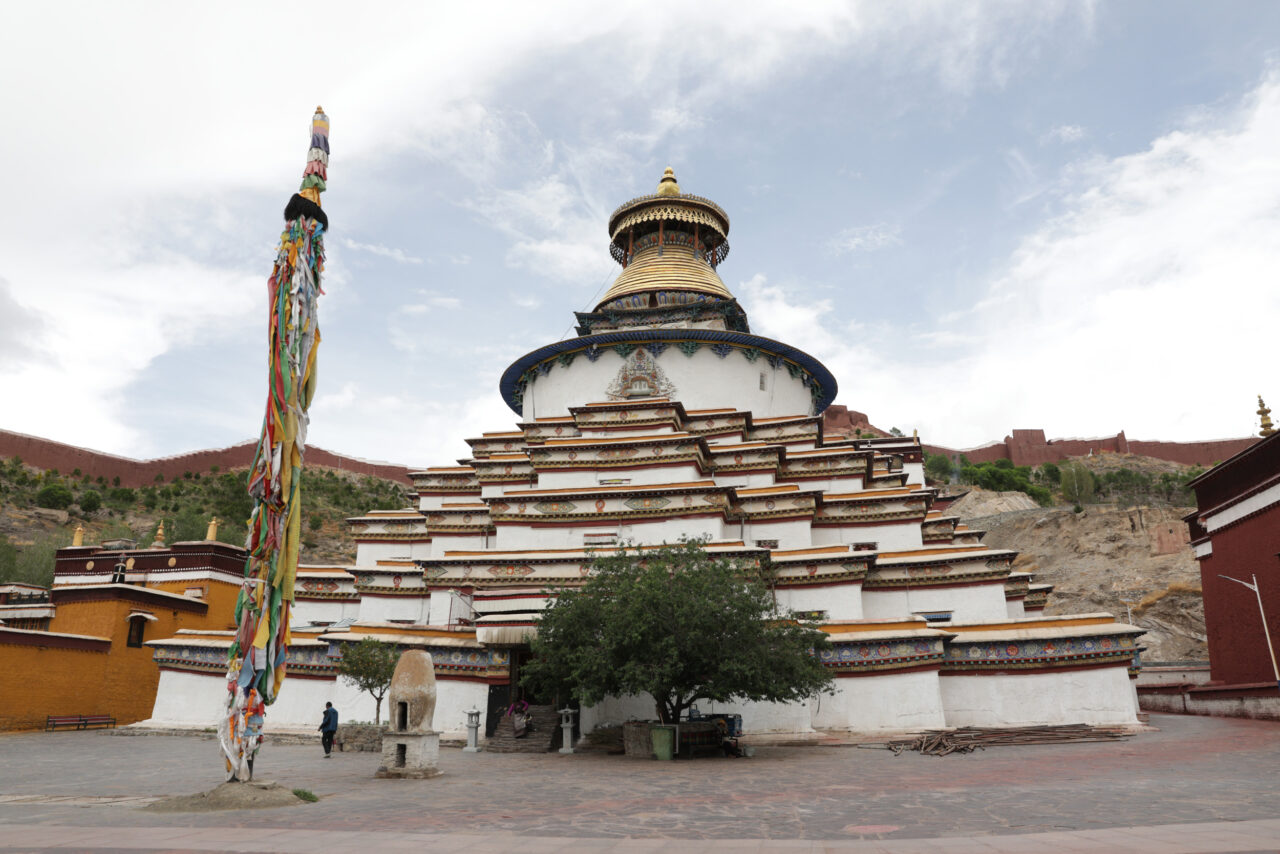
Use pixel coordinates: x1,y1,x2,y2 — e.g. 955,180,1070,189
751,72,1280,446
310,385,518,466
341,238,423,264
828,223,903,255
1045,123,1086,143
0,1,1108,456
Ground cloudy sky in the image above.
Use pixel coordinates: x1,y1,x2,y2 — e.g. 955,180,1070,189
2,2,1278,467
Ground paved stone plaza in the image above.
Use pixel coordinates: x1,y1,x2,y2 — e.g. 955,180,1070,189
0,713,1278,852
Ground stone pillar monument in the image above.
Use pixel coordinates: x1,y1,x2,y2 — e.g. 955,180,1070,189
375,650,443,779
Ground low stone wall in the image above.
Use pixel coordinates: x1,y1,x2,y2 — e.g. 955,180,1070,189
336,723,385,752
1138,683,1280,721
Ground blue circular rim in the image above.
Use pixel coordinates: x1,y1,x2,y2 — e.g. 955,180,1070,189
498,329,838,416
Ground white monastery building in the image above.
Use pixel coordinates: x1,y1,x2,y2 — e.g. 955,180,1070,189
143,170,1144,739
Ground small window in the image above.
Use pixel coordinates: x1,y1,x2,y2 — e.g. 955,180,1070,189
126,617,146,648
759,372,767,391
754,539,779,549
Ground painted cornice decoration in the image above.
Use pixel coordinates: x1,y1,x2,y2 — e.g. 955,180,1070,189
820,637,946,673
941,633,1139,672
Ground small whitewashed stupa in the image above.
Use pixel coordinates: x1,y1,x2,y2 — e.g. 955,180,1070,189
144,170,1143,738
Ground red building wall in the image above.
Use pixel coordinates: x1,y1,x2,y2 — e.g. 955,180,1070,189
915,426,1255,468
1197,503,1280,686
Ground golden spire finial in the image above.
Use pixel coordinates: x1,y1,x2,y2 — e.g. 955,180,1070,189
1260,395,1275,437
656,166,681,197
153,520,166,549
206,517,220,541
73,524,84,547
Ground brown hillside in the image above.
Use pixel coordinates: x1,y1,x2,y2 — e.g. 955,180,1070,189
960,495,1204,662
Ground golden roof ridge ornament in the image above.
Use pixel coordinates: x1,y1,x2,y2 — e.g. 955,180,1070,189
1259,395,1275,437
656,166,681,197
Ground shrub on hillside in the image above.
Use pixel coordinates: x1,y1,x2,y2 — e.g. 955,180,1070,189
35,483,73,510
958,460,1051,507
924,454,954,483
79,490,102,513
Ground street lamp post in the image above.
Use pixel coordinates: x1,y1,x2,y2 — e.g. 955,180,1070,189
1219,573,1280,692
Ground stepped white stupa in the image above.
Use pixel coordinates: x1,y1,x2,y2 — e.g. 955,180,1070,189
144,169,1143,738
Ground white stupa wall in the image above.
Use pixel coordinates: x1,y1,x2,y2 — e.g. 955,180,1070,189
774,584,862,620
741,518,815,549
809,671,948,733
495,515,727,551
811,522,922,551
1006,599,1026,618
353,541,430,564
533,463,704,489
579,693,656,733
427,590,474,626
293,598,361,625
145,669,479,739
426,533,488,555
773,476,865,493
711,472,788,489
520,349,816,420
357,594,428,623
939,666,1139,727
862,583,1008,622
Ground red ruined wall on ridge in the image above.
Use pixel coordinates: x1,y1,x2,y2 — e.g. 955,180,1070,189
0,429,413,486
833,410,1257,468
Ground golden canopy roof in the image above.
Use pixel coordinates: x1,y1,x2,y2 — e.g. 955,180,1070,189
598,168,733,310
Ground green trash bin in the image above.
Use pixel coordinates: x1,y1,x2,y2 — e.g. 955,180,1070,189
650,724,675,761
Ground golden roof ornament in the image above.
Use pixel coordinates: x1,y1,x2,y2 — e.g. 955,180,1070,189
73,524,84,547
152,520,166,549
1259,395,1275,437
656,166,681,197
206,517,220,541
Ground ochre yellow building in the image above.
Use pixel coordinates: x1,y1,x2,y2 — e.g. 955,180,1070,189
0,527,243,730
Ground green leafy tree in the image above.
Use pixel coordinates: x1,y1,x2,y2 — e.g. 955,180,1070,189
35,483,73,510
337,637,400,724
79,490,102,513
1060,462,1095,505
522,539,835,724
1038,462,1061,485
924,454,954,483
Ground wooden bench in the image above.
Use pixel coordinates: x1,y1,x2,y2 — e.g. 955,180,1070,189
45,714,116,731
46,715,82,731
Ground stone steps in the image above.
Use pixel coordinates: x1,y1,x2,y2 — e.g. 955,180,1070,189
484,704,560,753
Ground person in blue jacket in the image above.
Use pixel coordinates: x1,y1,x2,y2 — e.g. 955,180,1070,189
319,702,338,757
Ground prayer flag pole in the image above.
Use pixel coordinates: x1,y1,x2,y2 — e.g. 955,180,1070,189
219,108,330,781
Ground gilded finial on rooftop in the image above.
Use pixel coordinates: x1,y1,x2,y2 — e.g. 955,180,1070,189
153,520,166,549
1259,395,1275,437
656,166,681,197
73,524,84,547
206,517,220,541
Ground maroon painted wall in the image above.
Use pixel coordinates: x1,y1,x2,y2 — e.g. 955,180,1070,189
1197,503,1280,686
0,429,413,486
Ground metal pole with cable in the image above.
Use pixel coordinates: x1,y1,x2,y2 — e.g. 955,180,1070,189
1219,573,1280,692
